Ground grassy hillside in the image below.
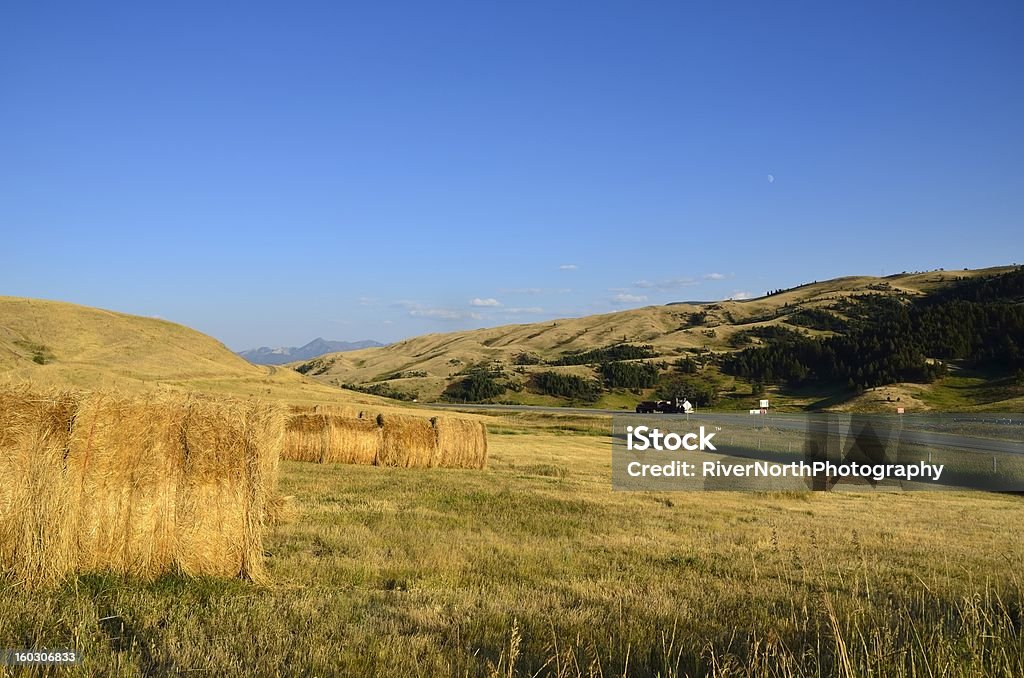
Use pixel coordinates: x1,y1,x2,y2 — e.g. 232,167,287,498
0,297,379,406
296,266,1024,411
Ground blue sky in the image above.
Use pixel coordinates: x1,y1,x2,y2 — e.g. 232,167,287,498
2,1,1022,350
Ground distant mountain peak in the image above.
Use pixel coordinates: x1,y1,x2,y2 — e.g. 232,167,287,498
237,338,383,365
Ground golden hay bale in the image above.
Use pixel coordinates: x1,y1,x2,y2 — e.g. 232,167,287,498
0,387,78,450
0,387,283,588
282,413,380,466
178,398,282,583
321,416,380,466
65,393,186,576
0,389,80,587
282,413,329,462
376,414,436,468
431,416,489,469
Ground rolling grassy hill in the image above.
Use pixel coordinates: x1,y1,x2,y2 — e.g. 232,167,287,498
0,296,381,406
295,266,1024,412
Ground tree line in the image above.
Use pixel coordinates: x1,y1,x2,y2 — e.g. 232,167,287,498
722,269,1024,391
549,344,657,366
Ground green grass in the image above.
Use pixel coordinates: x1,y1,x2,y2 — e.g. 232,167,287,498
13,340,54,365
2,423,1023,676
593,389,645,410
917,371,1024,410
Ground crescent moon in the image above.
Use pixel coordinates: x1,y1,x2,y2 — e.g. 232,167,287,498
767,174,775,183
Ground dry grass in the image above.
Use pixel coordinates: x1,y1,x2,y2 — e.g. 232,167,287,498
0,296,398,408
288,403,361,418
0,387,283,588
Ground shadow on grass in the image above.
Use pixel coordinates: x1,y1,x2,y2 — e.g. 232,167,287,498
67,572,255,675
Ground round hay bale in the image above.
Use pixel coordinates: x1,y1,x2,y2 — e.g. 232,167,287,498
321,416,381,465
431,416,489,469
178,398,282,583
0,387,284,587
0,387,80,587
376,414,436,468
65,392,187,576
283,413,329,462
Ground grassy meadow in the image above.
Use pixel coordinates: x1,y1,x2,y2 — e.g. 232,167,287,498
2,412,1022,677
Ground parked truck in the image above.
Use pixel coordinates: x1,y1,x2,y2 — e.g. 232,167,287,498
635,398,693,414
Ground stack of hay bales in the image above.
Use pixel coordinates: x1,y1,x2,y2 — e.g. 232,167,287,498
0,387,283,588
281,408,488,470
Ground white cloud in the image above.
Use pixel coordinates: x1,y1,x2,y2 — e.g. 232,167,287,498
611,293,648,304
505,306,545,315
703,273,726,280
729,291,752,300
559,264,578,270
357,296,379,306
409,307,482,321
632,277,698,290
395,300,482,321
499,287,572,295
470,297,502,307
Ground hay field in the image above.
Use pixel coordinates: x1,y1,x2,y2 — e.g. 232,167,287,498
1,411,1021,676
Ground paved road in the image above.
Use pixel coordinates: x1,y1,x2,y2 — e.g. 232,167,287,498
432,403,1024,457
